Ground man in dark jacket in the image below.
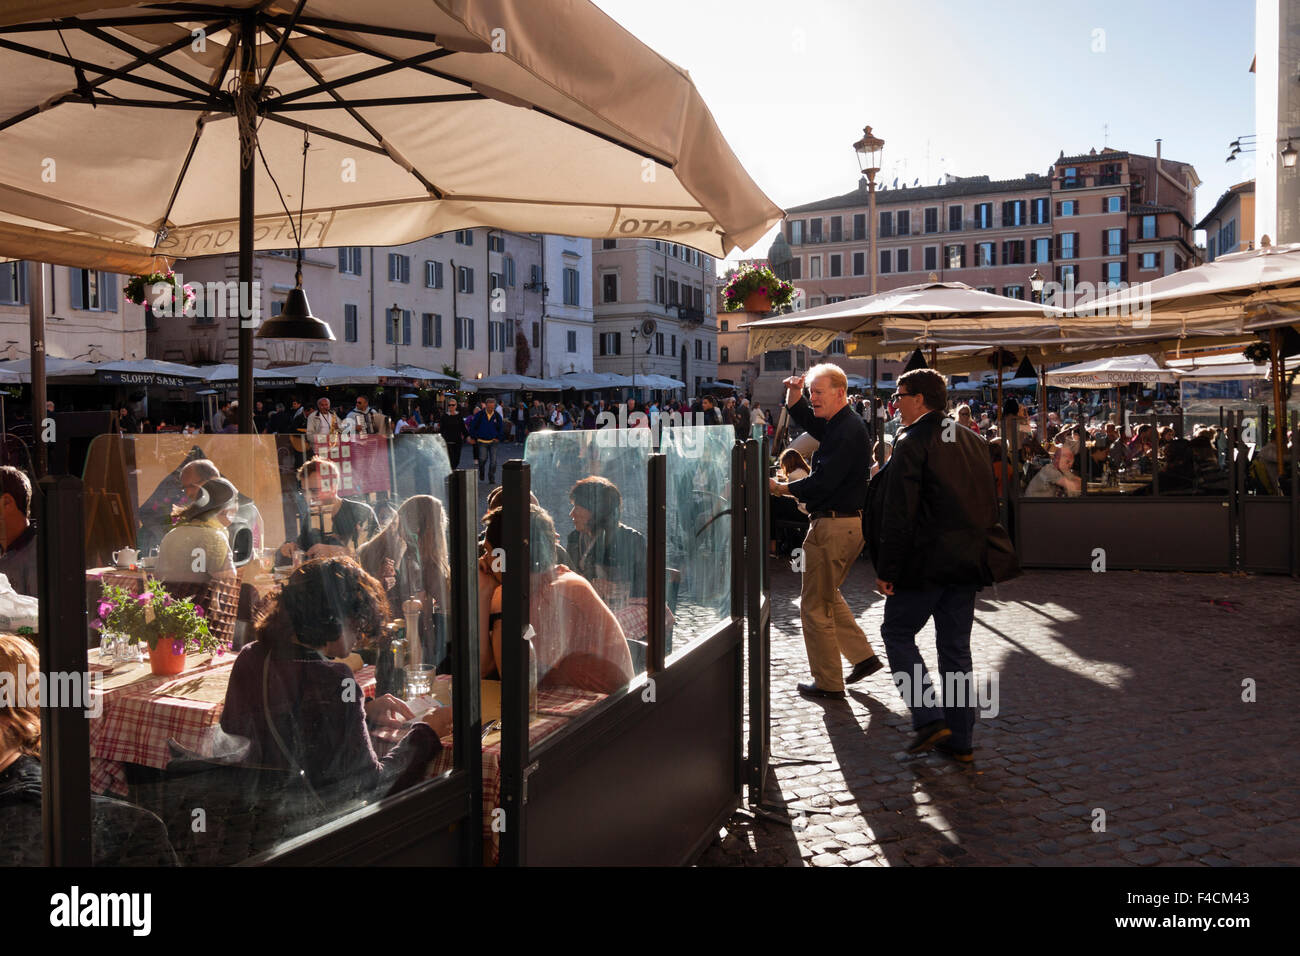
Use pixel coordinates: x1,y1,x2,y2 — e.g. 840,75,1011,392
865,368,1002,763
467,395,506,483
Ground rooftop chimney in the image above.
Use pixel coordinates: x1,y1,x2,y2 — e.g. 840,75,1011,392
1155,139,1162,205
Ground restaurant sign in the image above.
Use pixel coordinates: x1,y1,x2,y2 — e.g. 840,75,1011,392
95,372,195,387
746,326,839,358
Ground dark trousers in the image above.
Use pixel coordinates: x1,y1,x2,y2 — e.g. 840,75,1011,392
446,442,463,470
880,586,979,749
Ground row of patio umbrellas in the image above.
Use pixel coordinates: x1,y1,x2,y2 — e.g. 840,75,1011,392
0,358,690,391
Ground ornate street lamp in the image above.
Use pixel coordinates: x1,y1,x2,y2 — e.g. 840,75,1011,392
853,124,885,460
1029,268,1045,304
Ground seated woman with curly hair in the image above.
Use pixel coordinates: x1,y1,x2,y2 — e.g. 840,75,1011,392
221,557,450,802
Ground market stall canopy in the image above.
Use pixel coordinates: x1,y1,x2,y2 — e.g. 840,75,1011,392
637,374,687,389
1044,354,1179,388
196,363,298,383
279,362,427,386
742,283,1066,358
556,371,633,390
0,357,98,380
466,374,561,392
0,0,783,272
392,365,458,384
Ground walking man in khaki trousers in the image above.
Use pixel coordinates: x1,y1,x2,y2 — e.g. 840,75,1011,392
769,363,883,699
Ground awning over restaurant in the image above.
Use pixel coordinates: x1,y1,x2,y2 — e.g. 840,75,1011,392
465,374,562,392
742,283,1066,357
1044,355,1180,388
92,359,203,386
0,357,99,381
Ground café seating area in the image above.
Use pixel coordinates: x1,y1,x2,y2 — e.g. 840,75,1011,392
23,425,752,867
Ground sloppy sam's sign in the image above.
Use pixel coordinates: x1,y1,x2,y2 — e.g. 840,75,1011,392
95,372,193,386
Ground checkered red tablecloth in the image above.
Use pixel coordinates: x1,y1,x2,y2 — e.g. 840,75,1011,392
425,685,605,865
89,654,376,797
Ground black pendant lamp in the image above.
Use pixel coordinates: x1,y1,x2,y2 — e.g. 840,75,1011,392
903,348,929,373
1014,354,1036,380
256,278,335,343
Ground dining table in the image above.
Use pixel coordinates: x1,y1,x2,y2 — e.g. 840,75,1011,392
88,646,377,797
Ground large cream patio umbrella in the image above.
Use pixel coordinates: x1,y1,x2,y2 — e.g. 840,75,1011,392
0,0,783,430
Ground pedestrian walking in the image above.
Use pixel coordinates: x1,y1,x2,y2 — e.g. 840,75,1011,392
768,363,883,699
468,396,506,483
865,368,1018,762
438,398,468,469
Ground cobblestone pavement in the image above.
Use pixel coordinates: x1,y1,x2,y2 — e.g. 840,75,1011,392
699,557,1300,867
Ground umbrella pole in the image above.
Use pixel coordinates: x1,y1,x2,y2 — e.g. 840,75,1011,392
870,355,879,464
29,261,47,477
1038,361,1046,445
237,14,256,435
1272,328,1286,490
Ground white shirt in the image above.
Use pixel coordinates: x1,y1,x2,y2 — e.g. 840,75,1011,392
306,409,341,436
346,407,385,435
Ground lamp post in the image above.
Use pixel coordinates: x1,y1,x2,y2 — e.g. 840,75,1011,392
1029,270,1046,442
854,125,885,459
629,327,638,402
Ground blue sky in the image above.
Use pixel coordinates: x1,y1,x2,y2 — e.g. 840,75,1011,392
591,0,1258,268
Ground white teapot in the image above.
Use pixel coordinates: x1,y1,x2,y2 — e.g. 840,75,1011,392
111,547,139,568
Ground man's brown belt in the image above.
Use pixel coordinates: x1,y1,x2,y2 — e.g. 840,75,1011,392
808,509,862,520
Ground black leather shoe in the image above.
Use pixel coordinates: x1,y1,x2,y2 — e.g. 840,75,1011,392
906,719,952,754
934,740,975,764
797,682,846,700
846,655,885,684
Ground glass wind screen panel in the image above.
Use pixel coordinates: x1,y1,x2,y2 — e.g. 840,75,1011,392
661,425,734,656
519,429,643,747
77,433,459,866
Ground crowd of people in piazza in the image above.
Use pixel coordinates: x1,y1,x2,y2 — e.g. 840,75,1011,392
815,389,1293,499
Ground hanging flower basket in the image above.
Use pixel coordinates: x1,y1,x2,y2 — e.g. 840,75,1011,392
124,270,196,319
722,262,796,313
1242,340,1272,364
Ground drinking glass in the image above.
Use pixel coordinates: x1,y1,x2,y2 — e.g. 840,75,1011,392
406,664,435,698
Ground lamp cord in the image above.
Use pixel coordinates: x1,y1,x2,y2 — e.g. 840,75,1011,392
256,129,309,284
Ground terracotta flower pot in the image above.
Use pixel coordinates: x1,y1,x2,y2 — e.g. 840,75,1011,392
149,638,188,676
742,291,772,313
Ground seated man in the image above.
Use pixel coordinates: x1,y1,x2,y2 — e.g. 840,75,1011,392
277,457,379,565
0,467,36,597
479,503,633,695
1025,445,1081,498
